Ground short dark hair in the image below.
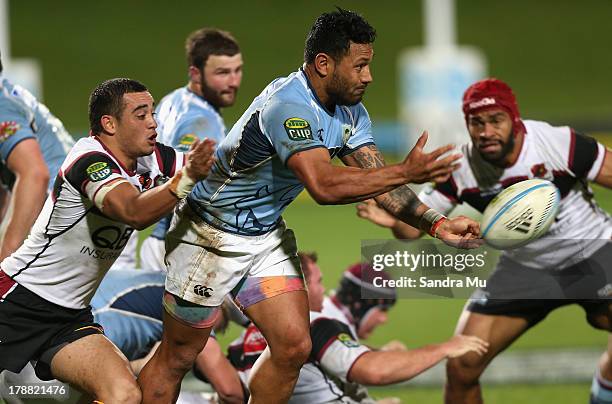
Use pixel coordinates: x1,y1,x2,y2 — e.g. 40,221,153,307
186,28,240,70
304,8,376,64
298,251,318,282
88,78,148,135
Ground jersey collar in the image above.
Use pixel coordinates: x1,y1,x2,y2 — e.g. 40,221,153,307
299,67,335,117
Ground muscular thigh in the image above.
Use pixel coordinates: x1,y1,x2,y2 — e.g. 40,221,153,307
455,308,530,368
50,334,134,396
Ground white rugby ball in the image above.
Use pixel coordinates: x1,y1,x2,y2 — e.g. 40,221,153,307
481,179,560,250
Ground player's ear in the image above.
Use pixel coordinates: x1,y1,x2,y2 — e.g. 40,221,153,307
100,115,117,135
188,65,202,83
313,53,333,77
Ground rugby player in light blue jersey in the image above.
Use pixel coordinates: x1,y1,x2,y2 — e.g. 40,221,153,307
140,28,243,271
138,9,481,403
0,54,74,260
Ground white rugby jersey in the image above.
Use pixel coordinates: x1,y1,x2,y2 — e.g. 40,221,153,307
0,136,183,309
228,296,374,404
420,119,611,269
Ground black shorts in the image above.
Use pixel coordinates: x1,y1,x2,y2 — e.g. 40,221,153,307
467,243,612,327
0,271,104,380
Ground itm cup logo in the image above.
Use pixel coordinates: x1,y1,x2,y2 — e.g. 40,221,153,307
86,162,112,182
337,333,360,348
178,133,197,151
284,117,313,141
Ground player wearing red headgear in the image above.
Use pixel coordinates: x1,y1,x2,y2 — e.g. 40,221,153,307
357,78,612,403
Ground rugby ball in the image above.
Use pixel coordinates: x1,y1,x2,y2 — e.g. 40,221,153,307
481,179,560,250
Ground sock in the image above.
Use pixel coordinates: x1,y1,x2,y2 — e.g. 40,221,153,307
591,368,612,404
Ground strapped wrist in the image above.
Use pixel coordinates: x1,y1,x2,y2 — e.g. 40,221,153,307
168,167,196,199
419,208,447,238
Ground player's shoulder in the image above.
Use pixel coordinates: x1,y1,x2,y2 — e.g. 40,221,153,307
524,119,571,139
0,79,29,117
264,70,310,106
61,137,110,170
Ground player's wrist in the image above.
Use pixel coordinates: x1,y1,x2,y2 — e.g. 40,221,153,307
168,167,196,199
419,208,447,238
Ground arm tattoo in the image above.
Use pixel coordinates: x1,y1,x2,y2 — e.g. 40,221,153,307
346,145,423,223
344,145,385,168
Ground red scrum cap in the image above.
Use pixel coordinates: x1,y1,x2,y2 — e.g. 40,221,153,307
462,78,525,134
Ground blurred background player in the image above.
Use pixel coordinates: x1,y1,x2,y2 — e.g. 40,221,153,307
138,8,480,404
0,78,215,403
356,78,612,404
0,53,74,260
228,253,489,404
140,27,242,271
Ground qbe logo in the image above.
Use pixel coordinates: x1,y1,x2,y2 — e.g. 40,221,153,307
194,285,213,298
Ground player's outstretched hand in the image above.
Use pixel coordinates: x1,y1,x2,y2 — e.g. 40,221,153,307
435,216,483,249
400,131,462,184
184,138,216,181
356,199,399,228
443,335,489,358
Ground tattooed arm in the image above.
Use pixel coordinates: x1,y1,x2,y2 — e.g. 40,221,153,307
286,132,459,206
341,143,428,229
342,139,482,245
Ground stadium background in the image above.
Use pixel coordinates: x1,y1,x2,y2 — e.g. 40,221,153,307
5,0,612,402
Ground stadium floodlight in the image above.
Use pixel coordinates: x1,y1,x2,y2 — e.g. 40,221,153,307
398,0,487,153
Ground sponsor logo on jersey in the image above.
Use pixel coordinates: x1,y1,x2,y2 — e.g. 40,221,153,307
194,284,213,297
341,124,352,144
179,133,197,149
469,97,496,109
0,121,20,142
337,333,360,348
86,162,112,182
284,117,313,141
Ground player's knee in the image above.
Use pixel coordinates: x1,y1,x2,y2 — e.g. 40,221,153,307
271,328,311,367
97,378,142,404
446,354,486,386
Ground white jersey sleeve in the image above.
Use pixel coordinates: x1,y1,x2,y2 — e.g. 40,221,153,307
418,183,457,215
310,316,370,381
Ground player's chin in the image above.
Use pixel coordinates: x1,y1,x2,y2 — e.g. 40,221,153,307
140,143,156,156
219,92,237,107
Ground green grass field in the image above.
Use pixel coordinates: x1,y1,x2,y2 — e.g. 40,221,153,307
5,2,612,401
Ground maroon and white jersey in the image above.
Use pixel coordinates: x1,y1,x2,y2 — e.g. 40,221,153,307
421,119,610,269
228,296,373,404
0,136,183,309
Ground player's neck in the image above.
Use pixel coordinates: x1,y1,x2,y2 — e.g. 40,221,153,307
95,135,137,172
303,65,336,113
187,81,204,98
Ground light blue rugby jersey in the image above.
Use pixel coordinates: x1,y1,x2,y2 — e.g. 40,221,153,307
155,86,226,152
0,76,74,192
91,269,165,361
151,86,227,239
188,68,375,236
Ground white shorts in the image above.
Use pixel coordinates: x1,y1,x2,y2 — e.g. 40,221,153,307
140,236,167,272
164,201,305,309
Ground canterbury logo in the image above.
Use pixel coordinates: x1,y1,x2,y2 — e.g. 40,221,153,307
469,97,496,109
194,285,213,297
505,208,533,234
